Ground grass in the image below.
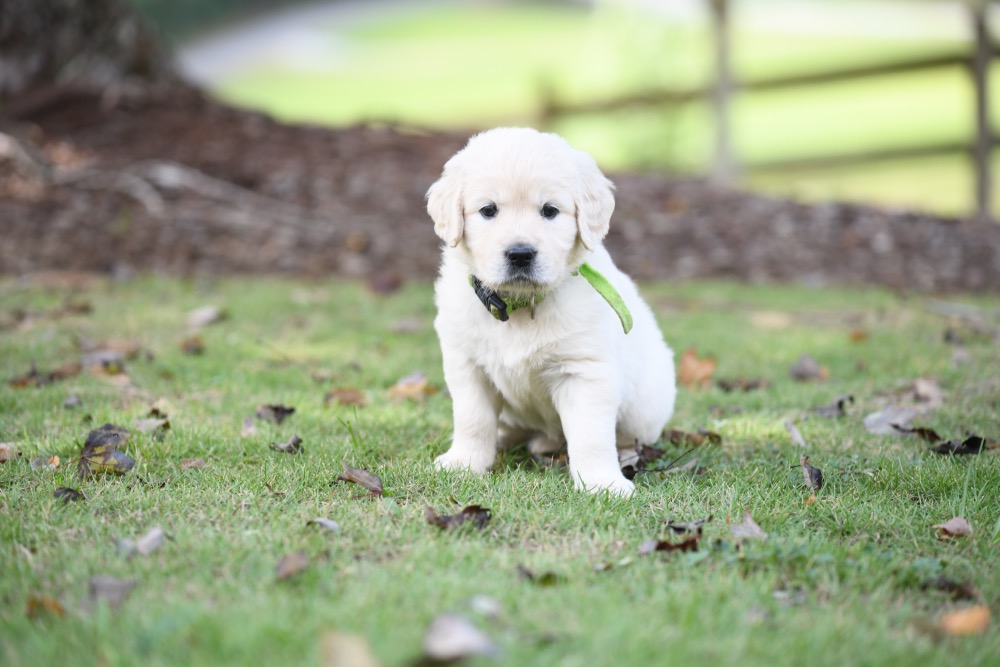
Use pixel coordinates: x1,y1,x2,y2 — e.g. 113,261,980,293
209,3,1000,216
1,275,999,666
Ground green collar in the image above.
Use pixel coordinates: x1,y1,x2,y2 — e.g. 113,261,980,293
469,262,633,334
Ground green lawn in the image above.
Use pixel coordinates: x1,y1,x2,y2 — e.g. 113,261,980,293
210,4,999,217
1,276,998,666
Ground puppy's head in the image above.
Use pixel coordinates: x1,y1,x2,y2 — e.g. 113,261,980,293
426,127,614,293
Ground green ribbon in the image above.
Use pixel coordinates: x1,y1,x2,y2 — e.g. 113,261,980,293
577,263,633,334
469,263,632,334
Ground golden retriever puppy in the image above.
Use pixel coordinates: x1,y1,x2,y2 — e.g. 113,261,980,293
427,127,676,496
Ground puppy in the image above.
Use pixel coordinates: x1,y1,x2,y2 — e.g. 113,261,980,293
427,127,676,496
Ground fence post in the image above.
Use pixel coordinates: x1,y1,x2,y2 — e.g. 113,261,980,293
969,0,994,223
708,0,736,184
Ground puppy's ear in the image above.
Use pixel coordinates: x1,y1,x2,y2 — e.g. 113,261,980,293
426,169,464,248
574,152,615,251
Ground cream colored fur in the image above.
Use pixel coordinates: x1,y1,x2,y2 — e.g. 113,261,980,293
427,127,676,497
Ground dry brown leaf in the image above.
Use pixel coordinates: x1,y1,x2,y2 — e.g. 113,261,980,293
186,305,226,329
799,455,824,491
784,420,806,447
0,442,22,463
54,487,85,503
677,348,716,388
811,394,854,418
929,435,995,456
320,631,382,667
32,455,60,470
938,605,991,636
180,457,207,470
338,464,383,496
9,361,81,388
240,418,258,438
324,387,367,408
256,404,295,424
386,372,437,402
731,511,768,542
269,434,304,454
180,335,205,355
425,505,492,530
933,516,973,539
717,378,769,393
26,594,66,619
77,424,135,477
88,576,136,611
639,535,700,555
421,614,499,663
789,354,828,382
276,551,309,580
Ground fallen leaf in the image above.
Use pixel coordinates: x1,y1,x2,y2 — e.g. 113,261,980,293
32,455,60,470
54,487,84,503
270,434,304,454
667,515,712,536
921,576,979,601
933,516,973,539
386,371,437,403
275,552,309,580
784,420,806,447
256,404,295,424
912,377,945,409
77,423,134,477
789,354,828,382
421,614,499,663
134,417,170,437
26,594,65,619
63,394,83,409
891,425,944,443
179,335,205,355
731,511,768,542
516,564,565,586
119,526,167,558
863,406,918,435
324,387,367,408
186,305,226,329
938,605,990,636
639,535,700,555
425,505,492,531
811,394,854,418
9,361,81,388
799,455,824,491
929,434,995,456
88,576,136,611
240,418,258,438
677,348,716,388
0,442,22,463
664,429,721,447
180,457,207,470
848,328,870,342
717,378,769,393
307,518,341,533
320,631,382,667
338,464,383,496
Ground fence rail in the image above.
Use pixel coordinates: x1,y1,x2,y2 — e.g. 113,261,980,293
540,0,996,222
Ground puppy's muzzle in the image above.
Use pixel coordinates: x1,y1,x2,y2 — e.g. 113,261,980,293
505,244,537,271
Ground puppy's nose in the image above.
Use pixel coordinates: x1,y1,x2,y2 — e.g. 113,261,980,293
505,244,537,268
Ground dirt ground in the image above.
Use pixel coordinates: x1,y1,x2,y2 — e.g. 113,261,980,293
2,82,999,292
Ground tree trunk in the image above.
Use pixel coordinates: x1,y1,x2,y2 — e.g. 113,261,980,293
0,0,175,103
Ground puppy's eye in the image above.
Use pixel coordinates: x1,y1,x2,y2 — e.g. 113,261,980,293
479,204,498,219
541,204,559,220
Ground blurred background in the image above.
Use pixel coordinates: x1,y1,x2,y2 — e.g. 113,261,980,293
131,0,999,220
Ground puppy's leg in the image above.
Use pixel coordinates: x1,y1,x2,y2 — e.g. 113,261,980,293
553,374,635,497
436,353,500,474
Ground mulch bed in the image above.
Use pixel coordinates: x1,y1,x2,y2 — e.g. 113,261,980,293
2,82,998,292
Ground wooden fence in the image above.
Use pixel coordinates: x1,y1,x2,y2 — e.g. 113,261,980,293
540,0,996,222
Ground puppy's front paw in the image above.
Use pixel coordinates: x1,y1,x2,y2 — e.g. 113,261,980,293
572,470,635,498
434,447,494,475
